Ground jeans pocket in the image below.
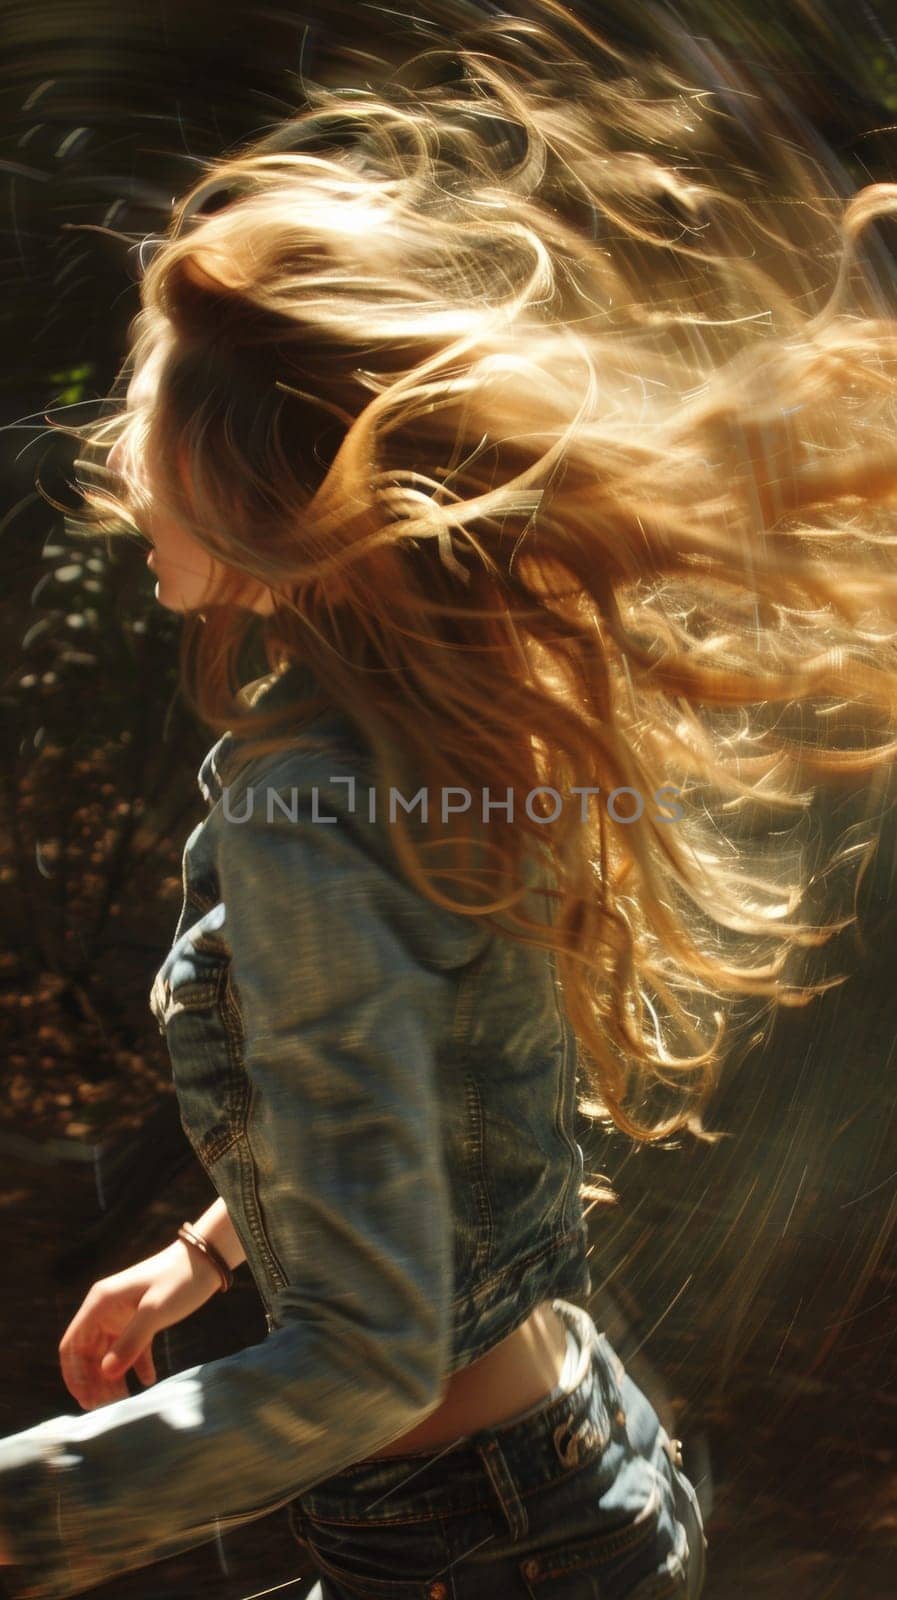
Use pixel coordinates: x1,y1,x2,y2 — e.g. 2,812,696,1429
518,1506,688,1600
299,1519,457,1599
512,1371,701,1600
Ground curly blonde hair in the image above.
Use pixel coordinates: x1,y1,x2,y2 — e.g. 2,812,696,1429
65,1,897,1190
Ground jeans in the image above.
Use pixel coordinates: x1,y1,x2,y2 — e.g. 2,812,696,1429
287,1298,707,1598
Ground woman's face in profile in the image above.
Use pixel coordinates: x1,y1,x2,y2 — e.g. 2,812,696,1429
106,360,274,616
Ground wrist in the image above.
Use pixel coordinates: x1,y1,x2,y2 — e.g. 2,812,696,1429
190,1195,247,1271
176,1222,234,1293
171,1236,221,1296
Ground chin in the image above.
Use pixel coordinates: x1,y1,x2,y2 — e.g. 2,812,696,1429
151,588,193,615
150,573,206,613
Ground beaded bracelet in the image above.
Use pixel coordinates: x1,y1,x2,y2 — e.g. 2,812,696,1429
177,1222,234,1294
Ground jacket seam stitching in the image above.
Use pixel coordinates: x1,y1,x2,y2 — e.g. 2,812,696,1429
452,1219,588,1312
549,946,580,1235
222,975,290,1293
462,1071,493,1275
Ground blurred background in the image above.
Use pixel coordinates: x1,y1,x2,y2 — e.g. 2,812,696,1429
2,2,897,1596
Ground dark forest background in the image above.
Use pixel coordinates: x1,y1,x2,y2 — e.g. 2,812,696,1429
2,3,897,1596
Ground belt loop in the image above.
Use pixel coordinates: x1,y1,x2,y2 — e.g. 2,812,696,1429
571,1303,625,1433
591,1326,628,1431
475,1437,529,1542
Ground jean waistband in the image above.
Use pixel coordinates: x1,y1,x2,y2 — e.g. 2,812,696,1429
296,1299,627,1526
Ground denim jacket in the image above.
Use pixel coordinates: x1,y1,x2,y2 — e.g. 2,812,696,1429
0,662,590,1599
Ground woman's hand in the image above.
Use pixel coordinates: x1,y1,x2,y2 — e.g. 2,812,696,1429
58,1239,224,1411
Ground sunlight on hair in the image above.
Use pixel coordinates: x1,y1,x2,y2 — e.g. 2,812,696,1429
61,1,897,1189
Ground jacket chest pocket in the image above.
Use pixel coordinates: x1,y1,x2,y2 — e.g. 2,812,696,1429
150,917,250,1168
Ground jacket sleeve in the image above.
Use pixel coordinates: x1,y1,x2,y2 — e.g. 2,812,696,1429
0,775,460,1600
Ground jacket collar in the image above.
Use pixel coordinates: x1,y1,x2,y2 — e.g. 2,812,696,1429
197,734,235,807
197,659,319,806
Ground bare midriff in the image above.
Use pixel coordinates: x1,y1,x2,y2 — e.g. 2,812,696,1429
356,1299,570,1462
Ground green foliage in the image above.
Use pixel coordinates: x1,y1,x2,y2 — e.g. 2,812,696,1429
47,364,95,408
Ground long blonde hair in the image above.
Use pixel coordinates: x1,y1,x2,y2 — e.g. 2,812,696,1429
66,1,897,1189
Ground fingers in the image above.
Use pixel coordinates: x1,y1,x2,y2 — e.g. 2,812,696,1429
132,1344,158,1388
60,1342,128,1410
59,1326,100,1410
94,1373,130,1407
59,1304,154,1410
98,1316,158,1398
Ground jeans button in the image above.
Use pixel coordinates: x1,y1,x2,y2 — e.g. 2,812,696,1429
522,1557,540,1580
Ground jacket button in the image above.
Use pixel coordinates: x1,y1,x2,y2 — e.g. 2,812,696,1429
522,1557,540,1580
426,1584,448,1599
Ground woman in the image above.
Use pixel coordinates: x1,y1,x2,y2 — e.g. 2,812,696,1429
4,2,897,1595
